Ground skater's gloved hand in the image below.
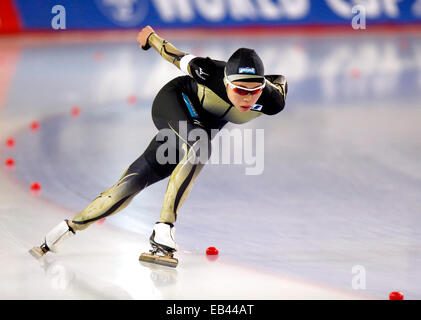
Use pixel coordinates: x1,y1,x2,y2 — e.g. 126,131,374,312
137,25,155,50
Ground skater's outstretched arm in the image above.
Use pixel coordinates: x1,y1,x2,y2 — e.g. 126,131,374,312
137,25,216,84
137,25,189,71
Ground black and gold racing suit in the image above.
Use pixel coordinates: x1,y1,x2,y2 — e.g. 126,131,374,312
71,33,287,230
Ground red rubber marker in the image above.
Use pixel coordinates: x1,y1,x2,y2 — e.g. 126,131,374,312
5,158,15,167
6,138,15,148
206,246,219,262
206,247,219,255
351,68,361,78
30,182,41,192
71,106,81,117
127,95,137,105
30,121,40,131
389,291,404,300
93,51,103,61
399,39,409,51
293,43,304,52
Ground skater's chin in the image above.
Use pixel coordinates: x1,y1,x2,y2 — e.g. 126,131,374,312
236,105,251,112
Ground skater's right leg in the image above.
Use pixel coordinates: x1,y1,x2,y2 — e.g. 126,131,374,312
31,144,176,258
70,144,176,232
29,219,76,259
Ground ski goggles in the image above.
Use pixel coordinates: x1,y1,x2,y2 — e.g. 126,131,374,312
226,77,266,96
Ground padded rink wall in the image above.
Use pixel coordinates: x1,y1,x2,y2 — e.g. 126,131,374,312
1,0,421,33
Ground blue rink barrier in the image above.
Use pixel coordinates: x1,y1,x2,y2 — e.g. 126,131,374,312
13,0,421,30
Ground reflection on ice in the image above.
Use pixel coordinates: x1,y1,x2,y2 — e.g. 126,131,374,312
139,261,178,288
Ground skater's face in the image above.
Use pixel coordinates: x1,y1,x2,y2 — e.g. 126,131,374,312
226,81,263,112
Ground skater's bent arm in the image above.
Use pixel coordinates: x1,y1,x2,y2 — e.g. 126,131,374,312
260,75,288,115
266,75,288,100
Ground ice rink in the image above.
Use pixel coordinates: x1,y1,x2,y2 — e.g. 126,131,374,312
0,29,420,299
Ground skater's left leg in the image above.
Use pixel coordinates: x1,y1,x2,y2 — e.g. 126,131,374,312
159,137,209,224
144,83,217,255
149,121,212,254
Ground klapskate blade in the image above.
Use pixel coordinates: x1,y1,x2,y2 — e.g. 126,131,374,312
29,247,44,260
139,253,178,268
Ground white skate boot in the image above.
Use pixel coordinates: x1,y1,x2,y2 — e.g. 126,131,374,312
29,220,75,259
139,222,179,267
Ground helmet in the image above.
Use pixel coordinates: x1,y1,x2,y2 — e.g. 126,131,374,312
224,48,265,85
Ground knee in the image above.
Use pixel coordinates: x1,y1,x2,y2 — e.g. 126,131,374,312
109,171,148,198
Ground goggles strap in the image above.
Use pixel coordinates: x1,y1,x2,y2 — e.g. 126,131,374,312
226,78,266,91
